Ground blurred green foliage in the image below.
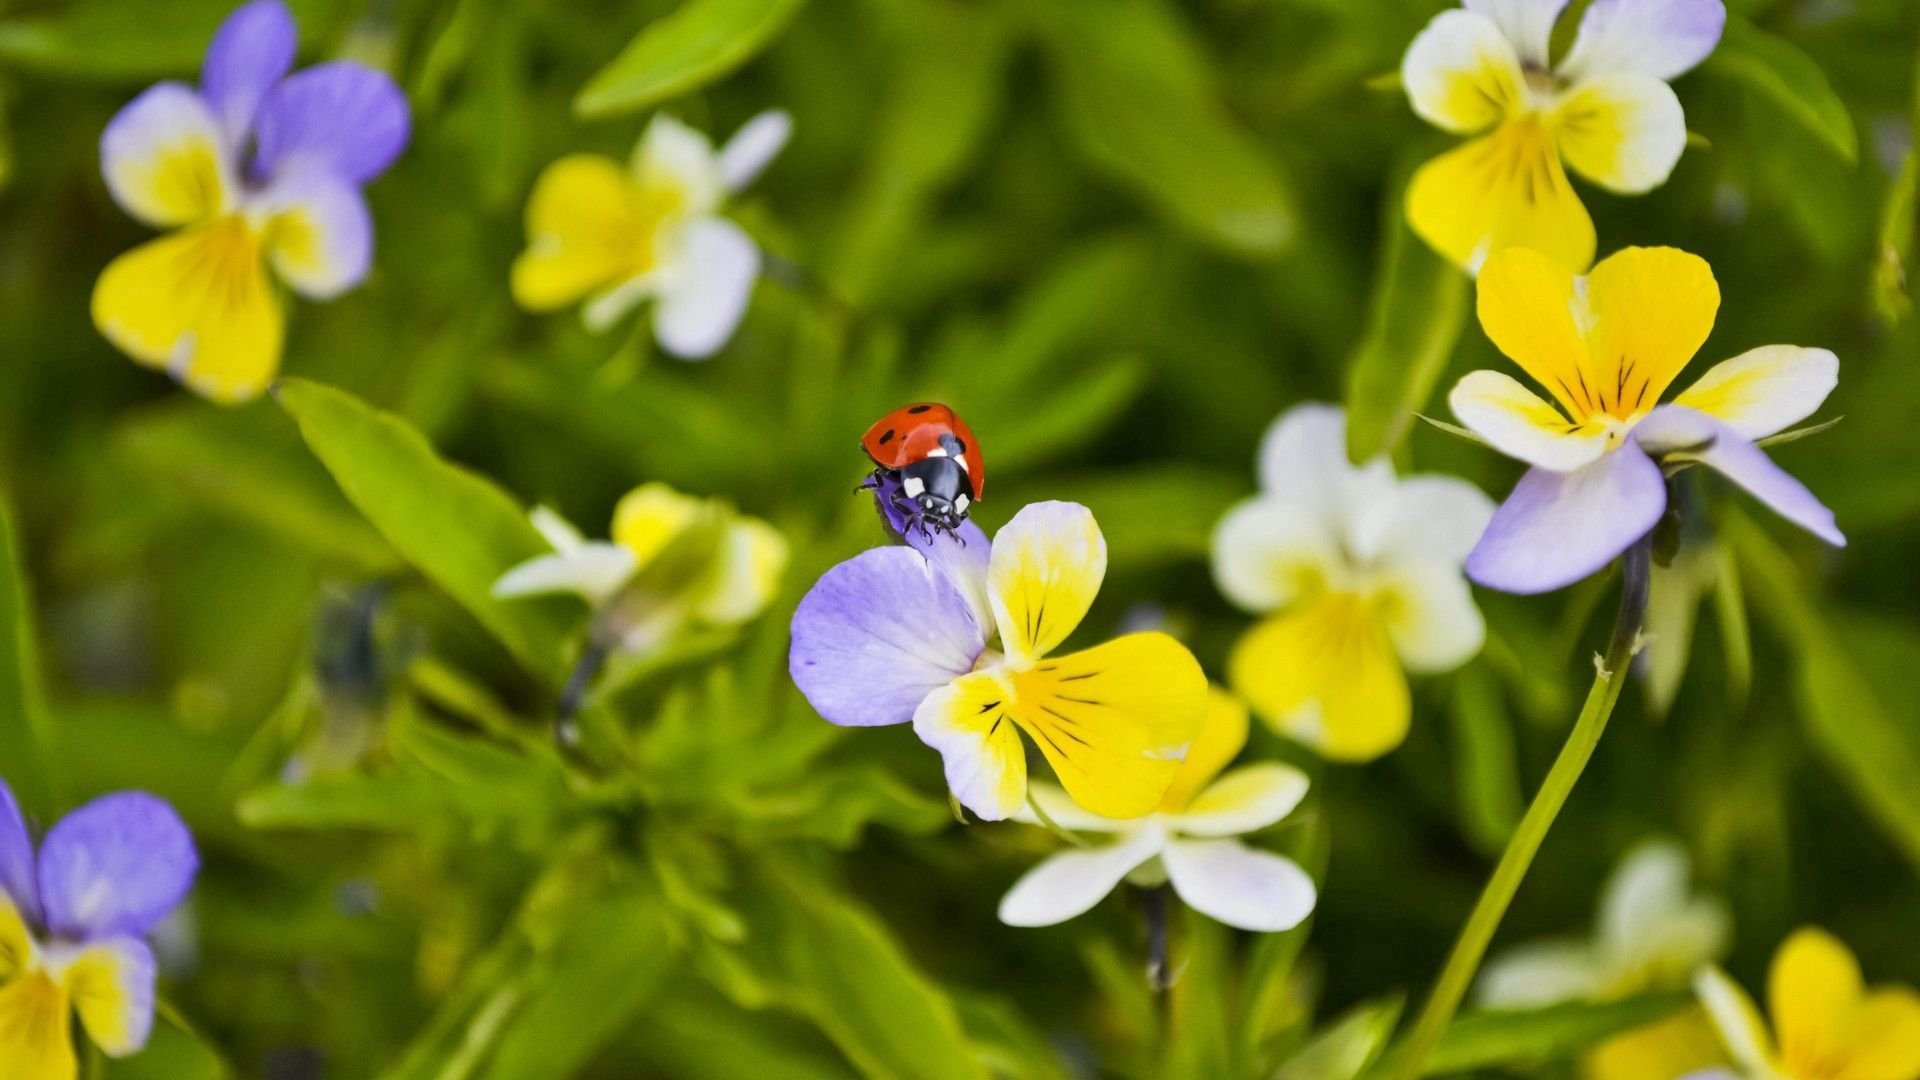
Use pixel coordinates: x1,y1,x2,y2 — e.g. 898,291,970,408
0,0,1916,1076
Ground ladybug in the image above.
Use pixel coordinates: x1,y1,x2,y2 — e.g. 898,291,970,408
859,403,986,537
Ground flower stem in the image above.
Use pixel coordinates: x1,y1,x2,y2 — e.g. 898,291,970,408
1386,539,1651,1080
1144,883,1173,993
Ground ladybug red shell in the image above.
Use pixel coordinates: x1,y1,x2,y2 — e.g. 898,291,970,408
860,403,987,501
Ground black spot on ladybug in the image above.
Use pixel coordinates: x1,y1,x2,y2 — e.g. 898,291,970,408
953,438,966,453
878,429,895,445
907,404,933,414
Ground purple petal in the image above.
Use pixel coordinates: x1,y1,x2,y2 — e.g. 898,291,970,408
1467,445,1667,594
1635,405,1844,547
0,782,39,925
254,164,373,299
866,471,993,628
1562,0,1726,82
201,0,296,143
789,547,986,728
252,62,410,184
39,792,198,941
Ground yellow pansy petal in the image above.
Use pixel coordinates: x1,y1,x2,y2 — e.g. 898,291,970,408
92,219,285,404
1553,73,1687,195
1585,246,1720,418
1695,965,1777,1074
1582,1008,1730,1080
56,940,155,1057
0,971,76,1080
911,670,1028,821
1449,369,1613,472
1173,763,1310,838
1838,989,1920,1080
1474,247,1599,418
1402,9,1526,135
988,501,1106,664
511,155,648,312
0,892,32,983
1229,593,1411,762
1673,345,1840,441
1157,688,1249,813
100,83,235,229
1011,632,1207,819
611,483,702,565
692,517,788,625
1407,119,1596,275
1771,927,1864,1074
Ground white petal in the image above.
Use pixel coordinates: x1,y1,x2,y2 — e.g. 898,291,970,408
1673,345,1839,441
653,218,760,359
582,273,659,334
998,829,1164,927
719,109,792,192
633,113,724,215
1403,9,1528,134
493,546,636,605
1694,965,1775,1074
1255,403,1395,528
528,506,587,554
691,516,788,624
1477,939,1605,1008
1463,0,1570,67
1450,369,1611,472
1210,497,1341,615
1169,764,1310,838
1553,73,1687,194
1596,840,1730,984
1349,474,1495,567
1561,0,1728,83
1012,782,1130,833
1162,838,1316,933
1371,559,1486,673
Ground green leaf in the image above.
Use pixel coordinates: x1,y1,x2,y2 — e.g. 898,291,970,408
1276,998,1401,1080
1344,170,1470,461
1707,17,1858,164
1424,994,1688,1075
1034,0,1294,257
276,378,574,684
575,0,805,118
0,485,53,814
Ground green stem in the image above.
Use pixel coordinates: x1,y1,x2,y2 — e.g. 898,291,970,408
1386,540,1651,1080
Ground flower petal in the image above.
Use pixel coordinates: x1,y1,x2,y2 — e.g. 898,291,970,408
0,971,76,1080
38,792,197,940
0,890,35,983
1694,965,1776,1075
1840,989,1920,1080
998,829,1164,927
913,670,1028,821
200,0,296,142
1254,403,1396,530
1553,73,1687,194
1463,0,1570,67
1157,688,1250,814
1596,839,1729,985
634,114,725,217
1011,632,1208,819
1769,928,1863,1073
492,546,637,606
1211,497,1341,616
1673,345,1839,441
719,109,792,192
1634,406,1844,547
92,220,285,404
1407,119,1595,273
691,517,788,625
256,166,372,299
790,546,985,728
1349,474,1496,567
1228,593,1412,762
611,483,701,564
1450,370,1610,472
1013,782,1130,833
1171,764,1310,838
1478,939,1603,1007
1162,838,1316,932
1466,445,1666,595
653,217,760,359
0,782,38,927
1584,246,1720,415
528,506,587,553
1473,246,1601,416
100,83,235,228
53,938,156,1057
1561,0,1727,83
1373,558,1486,673
988,501,1106,664
1402,9,1527,135
252,61,410,184
1586,1008,1733,1080
512,155,648,312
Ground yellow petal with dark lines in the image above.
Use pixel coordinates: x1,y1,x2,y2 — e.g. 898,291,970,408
1406,117,1596,275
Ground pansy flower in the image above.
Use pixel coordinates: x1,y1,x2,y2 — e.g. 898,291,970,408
1695,927,1920,1080
1401,0,1725,272
1449,246,1844,595
789,500,1207,821
495,482,788,652
998,690,1316,933
511,110,790,359
1211,404,1494,762
93,0,409,402
0,782,199,1077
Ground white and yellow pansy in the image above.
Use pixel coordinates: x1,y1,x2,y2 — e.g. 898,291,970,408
999,690,1316,933
1401,0,1725,272
791,501,1208,821
1211,404,1494,762
512,110,789,359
